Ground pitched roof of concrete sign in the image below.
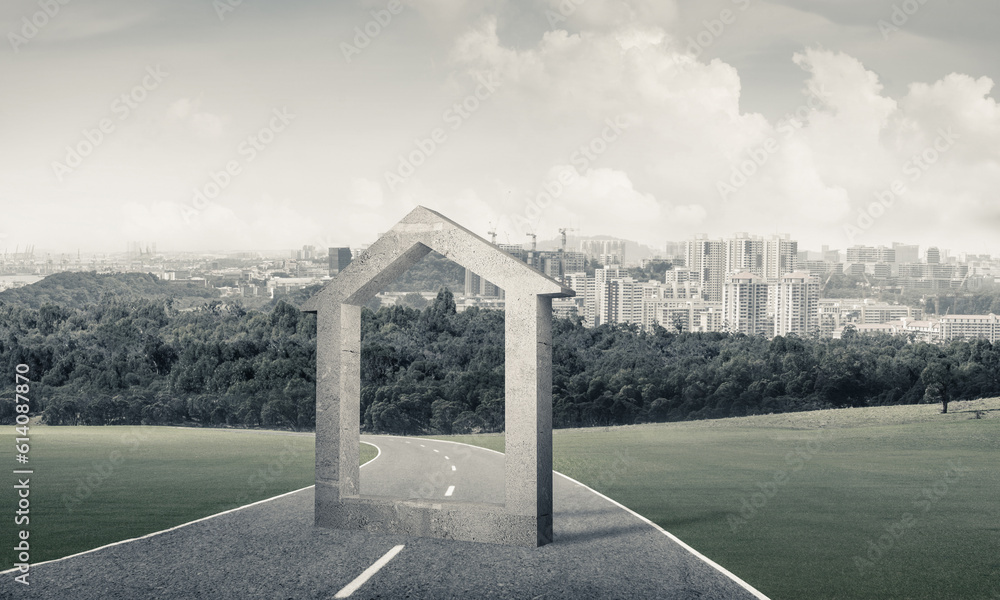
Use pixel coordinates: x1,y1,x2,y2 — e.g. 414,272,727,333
301,206,574,313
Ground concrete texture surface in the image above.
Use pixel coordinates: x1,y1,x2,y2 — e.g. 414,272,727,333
1,435,769,600
301,206,574,546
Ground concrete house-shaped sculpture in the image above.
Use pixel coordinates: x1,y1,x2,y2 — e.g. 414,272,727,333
301,206,574,546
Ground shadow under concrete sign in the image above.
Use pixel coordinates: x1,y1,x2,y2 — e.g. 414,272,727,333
301,206,574,546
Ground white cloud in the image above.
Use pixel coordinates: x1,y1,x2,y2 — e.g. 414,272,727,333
543,0,677,33
431,16,1000,251
5,0,999,256
167,97,228,140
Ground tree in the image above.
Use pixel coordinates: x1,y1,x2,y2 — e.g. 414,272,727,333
921,361,953,413
401,293,428,310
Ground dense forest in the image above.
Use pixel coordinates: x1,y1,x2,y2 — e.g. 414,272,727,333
0,272,218,308
0,273,998,432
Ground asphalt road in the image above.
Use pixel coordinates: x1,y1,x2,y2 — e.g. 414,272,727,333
1,435,769,599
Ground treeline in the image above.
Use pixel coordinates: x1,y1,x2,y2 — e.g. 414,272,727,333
922,290,1000,316
1,285,999,432
0,271,218,309
0,297,316,428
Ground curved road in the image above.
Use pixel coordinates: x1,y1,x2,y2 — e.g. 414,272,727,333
2,435,769,599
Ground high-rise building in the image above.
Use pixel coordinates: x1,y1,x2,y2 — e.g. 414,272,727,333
464,270,481,297
892,243,920,264
580,239,626,266
595,276,642,326
926,247,941,264
592,267,639,326
664,241,686,261
664,268,701,285
773,273,820,337
686,232,798,302
726,233,765,275
722,272,769,335
328,247,352,277
566,272,595,326
464,270,502,298
846,245,896,264
541,250,585,281
845,245,896,278
686,235,726,302
763,234,798,279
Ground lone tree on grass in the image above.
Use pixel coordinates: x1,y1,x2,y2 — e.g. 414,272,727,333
921,361,954,414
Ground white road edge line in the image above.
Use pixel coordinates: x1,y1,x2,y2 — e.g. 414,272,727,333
333,544,405,598
0,485,312,576
552,471,771,600
378,435,771,600
0,442,384,577
362,441,382,467
445,485,455,497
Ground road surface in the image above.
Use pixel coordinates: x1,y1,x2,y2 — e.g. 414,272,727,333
1,435,769,599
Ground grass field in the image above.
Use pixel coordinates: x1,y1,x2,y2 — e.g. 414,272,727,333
438,398,1000,600
1,426,376,567
3,403,997,599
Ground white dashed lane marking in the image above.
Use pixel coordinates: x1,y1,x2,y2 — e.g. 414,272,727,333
451,465,456,471
333,544,405,598
445,486,455,497
433,449,440,453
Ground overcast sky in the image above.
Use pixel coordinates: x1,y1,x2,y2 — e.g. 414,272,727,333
1,0,998,256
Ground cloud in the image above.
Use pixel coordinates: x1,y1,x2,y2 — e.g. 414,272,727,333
433,15,1000,251
167,97,228,140
543,0,677,32
5,0,998,256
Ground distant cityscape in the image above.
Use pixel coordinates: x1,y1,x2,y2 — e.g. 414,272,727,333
465,234,998,344
1,232,998,344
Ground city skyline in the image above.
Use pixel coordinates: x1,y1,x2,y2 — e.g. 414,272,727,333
1,231,990,263
2,0,999,255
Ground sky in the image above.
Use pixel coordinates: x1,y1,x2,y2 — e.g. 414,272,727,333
1,0,998,256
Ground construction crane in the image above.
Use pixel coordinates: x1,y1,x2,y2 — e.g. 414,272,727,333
558,228,577,253
558,227,577,284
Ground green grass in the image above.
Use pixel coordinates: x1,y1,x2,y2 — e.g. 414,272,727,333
2,426,378,567
4,403,998,599
435,398,1000,600
360,440,379,465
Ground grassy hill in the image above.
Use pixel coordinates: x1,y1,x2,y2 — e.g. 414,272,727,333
439,398,1000,600
0,427,376,566
0,272,217,309
2,402,996,599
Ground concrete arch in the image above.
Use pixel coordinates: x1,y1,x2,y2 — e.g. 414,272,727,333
302,206,574,546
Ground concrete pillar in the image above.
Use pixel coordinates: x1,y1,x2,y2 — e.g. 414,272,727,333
340,303,362,497
314,303,340,518
504,292,554,545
